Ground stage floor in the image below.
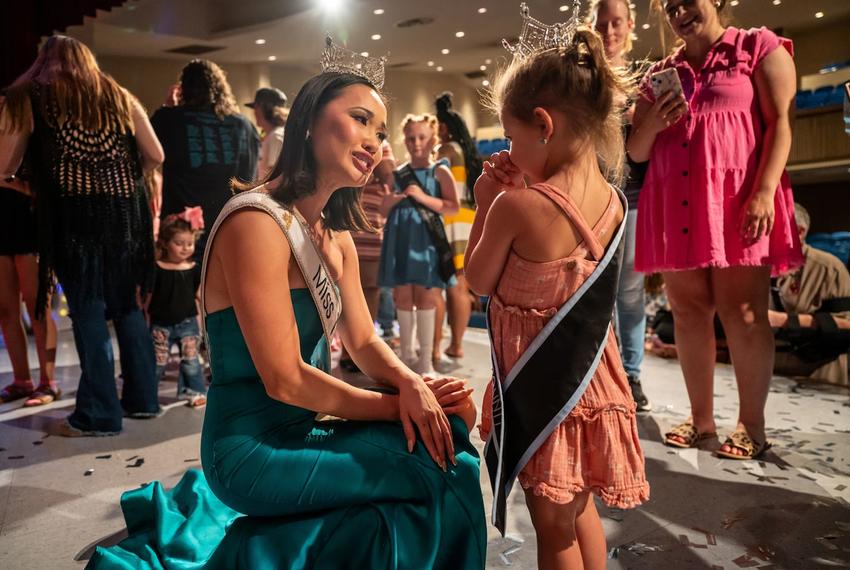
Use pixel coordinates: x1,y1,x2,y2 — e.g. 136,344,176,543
1,327,848,568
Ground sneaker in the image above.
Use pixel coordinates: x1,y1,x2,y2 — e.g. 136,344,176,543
628,376,652,413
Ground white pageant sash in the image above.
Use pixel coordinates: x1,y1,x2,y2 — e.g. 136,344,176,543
200,190,342,348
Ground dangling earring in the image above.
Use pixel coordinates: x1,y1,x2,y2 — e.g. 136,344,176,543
539,137,548,145
305,129,311,140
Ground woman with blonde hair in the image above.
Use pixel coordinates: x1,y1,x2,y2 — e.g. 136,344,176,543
0,35,165,435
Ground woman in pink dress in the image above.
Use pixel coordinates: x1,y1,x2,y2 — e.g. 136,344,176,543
628,0,802,459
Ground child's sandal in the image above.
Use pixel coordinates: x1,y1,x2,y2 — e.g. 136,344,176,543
0,382,34,404
23,385,62,407
663,421,717,448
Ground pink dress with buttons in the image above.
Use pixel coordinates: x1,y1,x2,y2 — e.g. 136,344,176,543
635,27,803,275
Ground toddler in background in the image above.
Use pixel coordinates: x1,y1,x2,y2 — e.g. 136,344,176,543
148,208,206,407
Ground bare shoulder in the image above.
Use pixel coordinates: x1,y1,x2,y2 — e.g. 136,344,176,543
214,208,290,259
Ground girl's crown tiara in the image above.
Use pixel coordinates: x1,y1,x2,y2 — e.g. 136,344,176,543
320,35,387,89
502,1,584,59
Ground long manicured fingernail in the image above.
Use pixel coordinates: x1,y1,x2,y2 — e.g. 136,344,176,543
451,455,457,466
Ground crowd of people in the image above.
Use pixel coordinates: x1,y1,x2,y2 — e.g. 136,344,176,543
0,0,848,568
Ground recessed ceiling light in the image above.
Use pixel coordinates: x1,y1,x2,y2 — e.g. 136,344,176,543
642,23,650,30
255,38,266,45
441,48,450,54
373,8,384,15
559,5,569,11
482,79,490,86
427,60,435,66
730,0,739,5
485,58,492,64
455,31,465,38
480,64,487,71
268,55,277,61
772,0,781,5
815,11,824,18
478,7,487,14
371,34,381,40
436,66,444,71
360,51,369,57
319,0,343,12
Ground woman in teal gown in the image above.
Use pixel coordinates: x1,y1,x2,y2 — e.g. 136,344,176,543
88,70,486,569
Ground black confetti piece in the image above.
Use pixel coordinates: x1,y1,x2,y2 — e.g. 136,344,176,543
127,458,145,468
32,440,43,446
84,469,94,476
96,454,112,459
184,458,198,462
126,455,139,461
8,455,24,460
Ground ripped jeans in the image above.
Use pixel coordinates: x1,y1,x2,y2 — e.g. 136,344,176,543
151,317,207,396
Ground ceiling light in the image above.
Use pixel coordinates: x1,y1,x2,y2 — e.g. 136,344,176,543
427,60,434,66
730,0,738,5
485,58,492,64
455,31,465,38
559,5,569,11
436,66,444,71
360,51,369,57
482,80,490,86
815,11,824,18
480,64,487,71
255,38,266,45
371,34,381,40
642,23,650,29
478,7,487,14
268,55,277,61
373,8,384,14
318,0,343,12
772,0,781,5
441,48,450,54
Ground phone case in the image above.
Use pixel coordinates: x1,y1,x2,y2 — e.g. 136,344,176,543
650,68,684,99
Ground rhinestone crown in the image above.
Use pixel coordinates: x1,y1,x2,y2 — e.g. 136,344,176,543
320,35,387,89
502,1,584,59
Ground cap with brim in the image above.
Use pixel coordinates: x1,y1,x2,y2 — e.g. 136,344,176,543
245,87,287,108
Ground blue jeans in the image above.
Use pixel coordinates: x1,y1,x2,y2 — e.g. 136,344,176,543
152,317,206,395
614,209,646,379
63,283,158,433
378,287,395,335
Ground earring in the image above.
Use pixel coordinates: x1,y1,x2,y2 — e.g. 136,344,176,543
305,129,311,140
539,137,548,145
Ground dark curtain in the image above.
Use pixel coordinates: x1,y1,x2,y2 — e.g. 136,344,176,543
1,0,126,88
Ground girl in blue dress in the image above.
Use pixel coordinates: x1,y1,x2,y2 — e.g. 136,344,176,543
379,114,459,375
88,67,485,568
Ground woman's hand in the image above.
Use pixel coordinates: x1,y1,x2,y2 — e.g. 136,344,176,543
397,377,456,470
641,91,688,135
424,377,474,415
739,189,775,244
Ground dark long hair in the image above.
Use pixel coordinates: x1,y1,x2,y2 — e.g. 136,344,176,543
234,72,375,232
434,91,482,204
179,59,239,118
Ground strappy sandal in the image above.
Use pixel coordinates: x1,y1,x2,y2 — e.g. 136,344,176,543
0,382,34,404
187,393,207,408
23,384,62,407
715,430,772,460
663,421,717,448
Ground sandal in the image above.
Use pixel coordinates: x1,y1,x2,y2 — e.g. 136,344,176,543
0,381,34,404
715,430,772,460
663,421,717,448
187,393,207,408
23,385,62,407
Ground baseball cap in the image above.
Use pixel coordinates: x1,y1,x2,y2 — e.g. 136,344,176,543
245,87,287,109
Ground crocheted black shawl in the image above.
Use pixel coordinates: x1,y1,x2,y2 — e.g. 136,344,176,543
26,86,154,318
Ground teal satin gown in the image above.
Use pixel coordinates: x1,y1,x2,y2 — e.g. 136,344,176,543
88,289,487,569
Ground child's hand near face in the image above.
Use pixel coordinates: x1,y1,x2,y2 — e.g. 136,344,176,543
475,150,524,206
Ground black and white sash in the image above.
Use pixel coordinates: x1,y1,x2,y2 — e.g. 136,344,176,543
199,190,342,360
485,188,628,535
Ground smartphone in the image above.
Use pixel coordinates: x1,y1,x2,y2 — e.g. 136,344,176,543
393,164,419,193
650,68,685,100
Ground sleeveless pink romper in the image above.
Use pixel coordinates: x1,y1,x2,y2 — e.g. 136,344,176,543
480,184,650,507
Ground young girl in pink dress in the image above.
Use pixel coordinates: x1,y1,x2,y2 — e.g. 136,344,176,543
466,24,649,570
628,0,802,459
